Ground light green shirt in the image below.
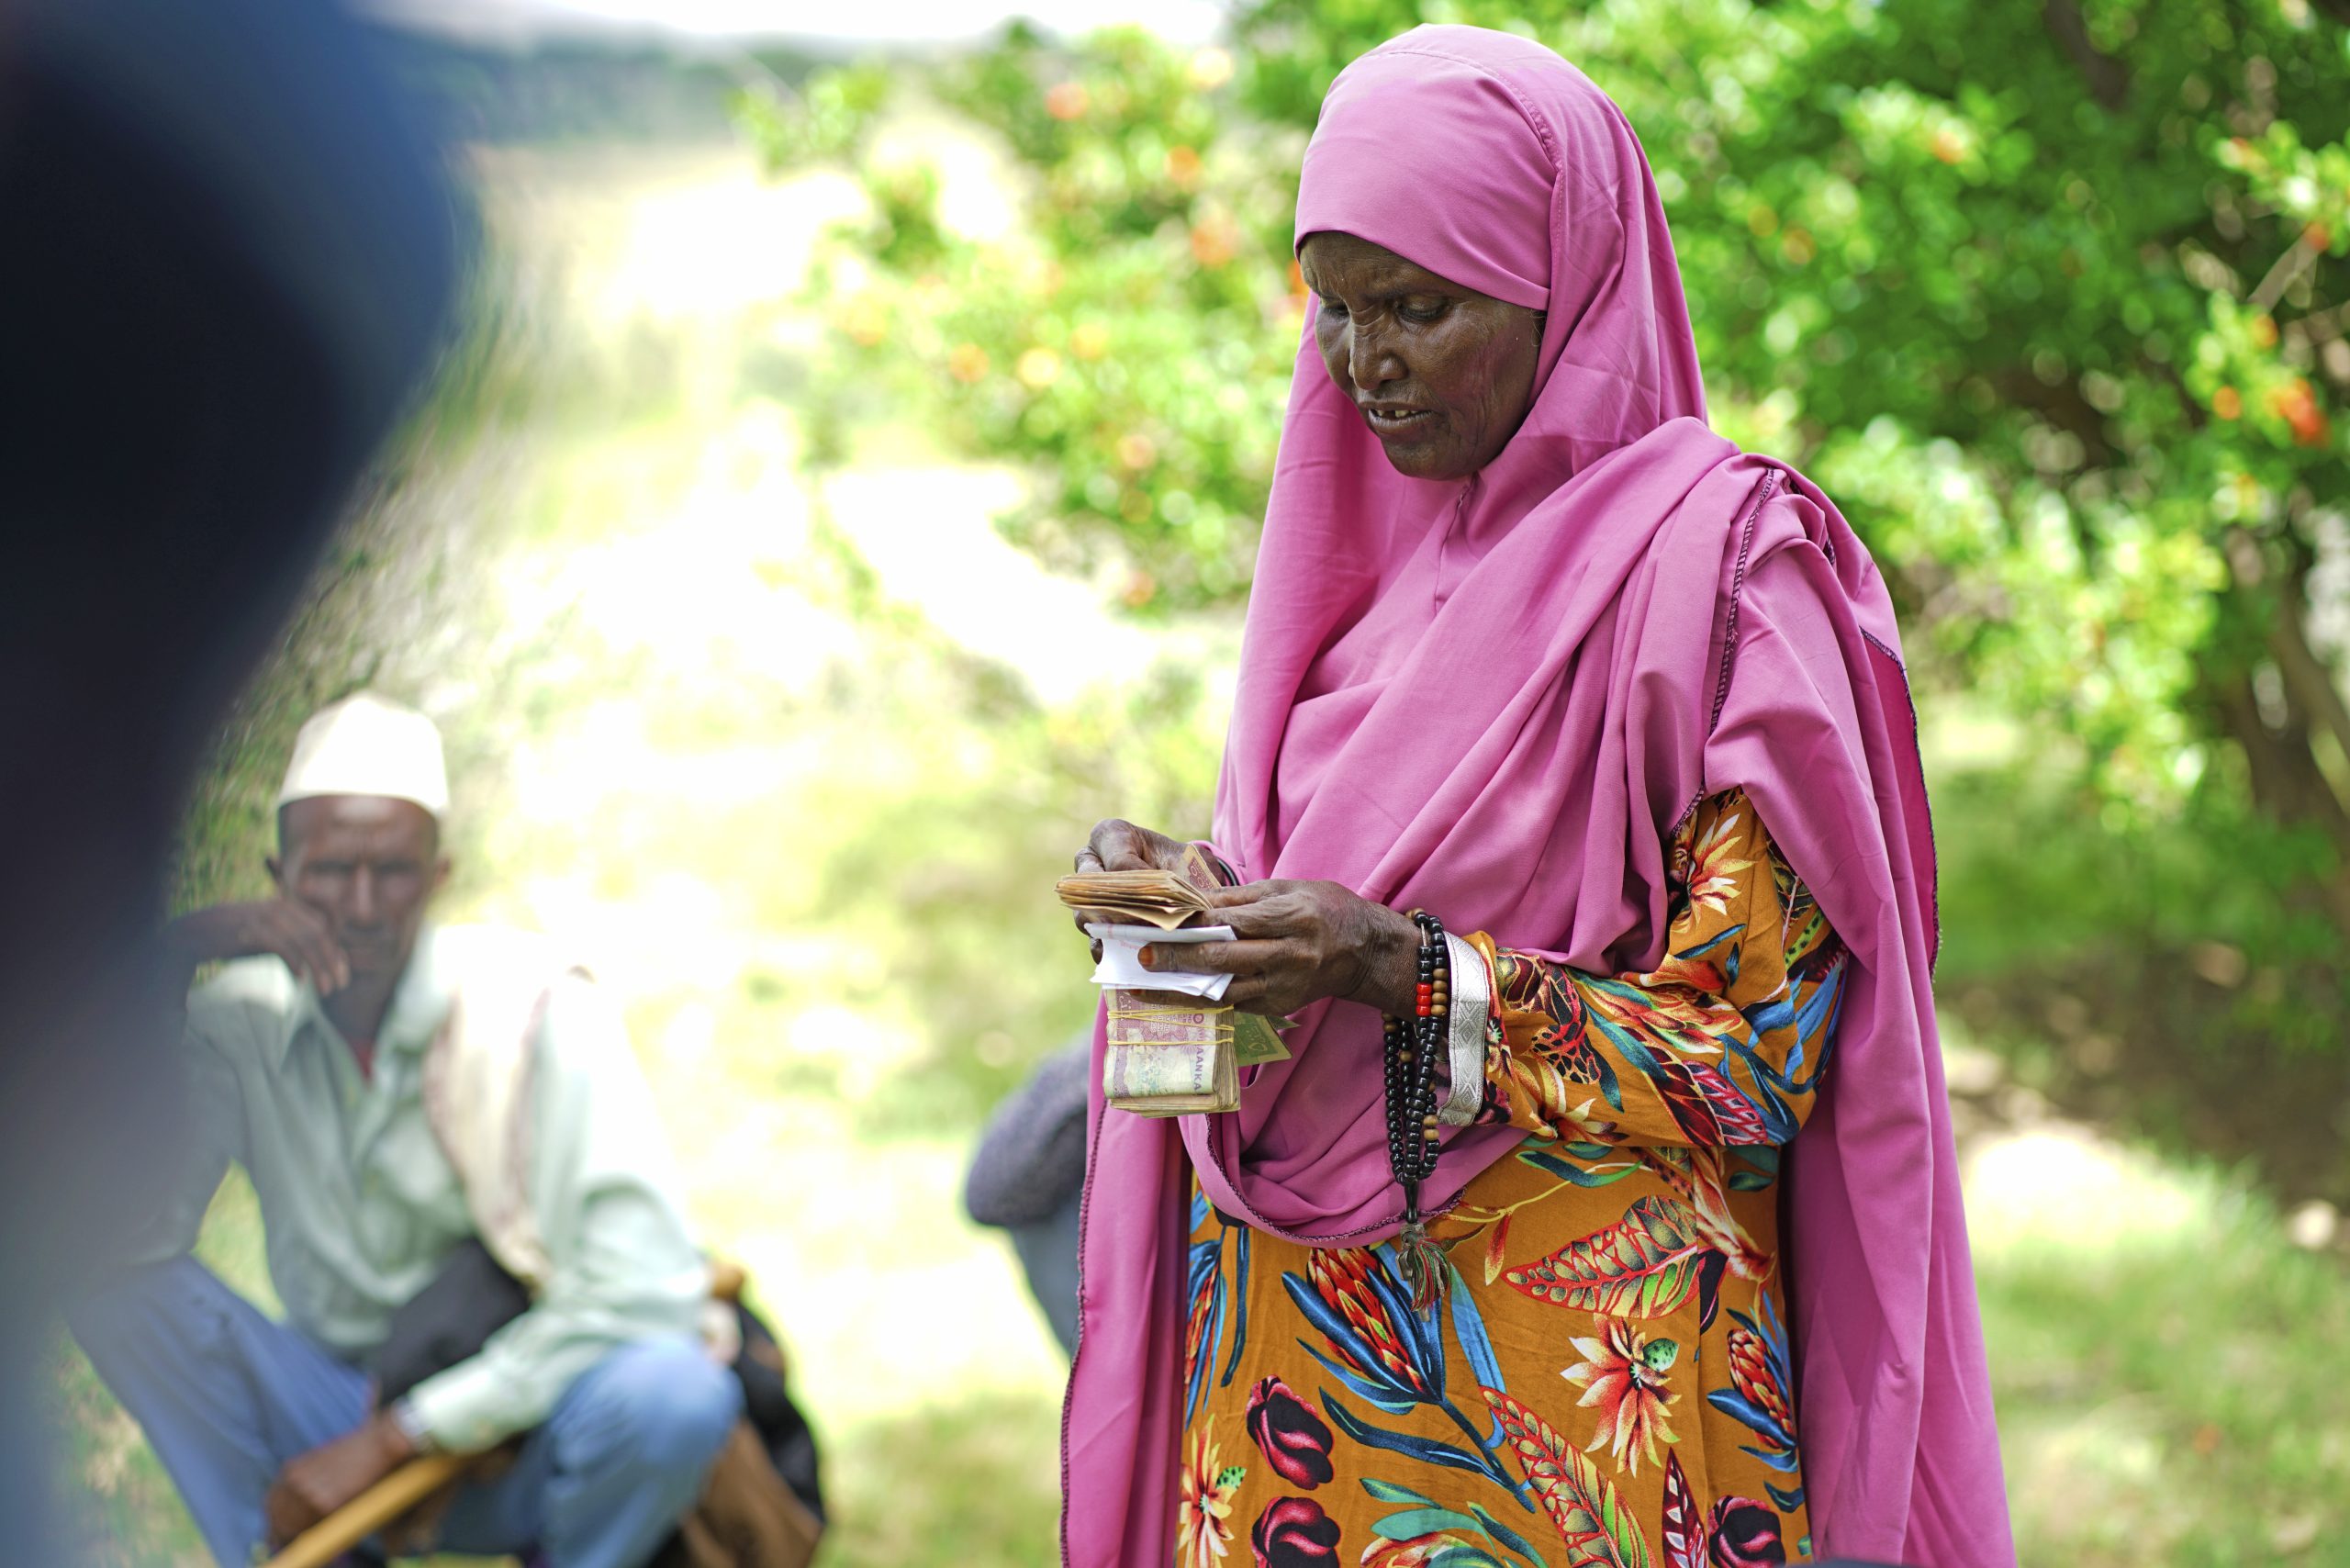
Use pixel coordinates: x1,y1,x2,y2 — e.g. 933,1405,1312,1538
151,924,710,1453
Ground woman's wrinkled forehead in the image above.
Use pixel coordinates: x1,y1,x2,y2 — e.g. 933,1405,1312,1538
1294,38,1569,312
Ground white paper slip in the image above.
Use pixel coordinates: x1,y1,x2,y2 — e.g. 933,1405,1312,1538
1085,924,1236,1000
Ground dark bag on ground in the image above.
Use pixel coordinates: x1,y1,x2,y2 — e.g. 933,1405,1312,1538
372,1239,824,1567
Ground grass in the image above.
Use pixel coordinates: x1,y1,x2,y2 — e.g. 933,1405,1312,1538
821,1393,1062,1568
1964,1126,2350,1564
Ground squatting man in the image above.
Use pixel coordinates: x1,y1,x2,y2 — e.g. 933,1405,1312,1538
69,694,737,1567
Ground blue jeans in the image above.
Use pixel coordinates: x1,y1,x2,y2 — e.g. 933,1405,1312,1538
67,1257,738,1568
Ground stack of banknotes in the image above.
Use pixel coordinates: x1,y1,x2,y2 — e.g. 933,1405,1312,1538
1054,866,1216,930
1054,863,1288,1116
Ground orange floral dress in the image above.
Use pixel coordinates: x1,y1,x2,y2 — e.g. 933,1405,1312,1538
1179,789,1842,1568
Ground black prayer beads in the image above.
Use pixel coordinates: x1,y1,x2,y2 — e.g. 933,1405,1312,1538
1382,910,1450,1309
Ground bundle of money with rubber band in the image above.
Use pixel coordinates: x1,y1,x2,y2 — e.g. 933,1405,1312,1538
1055,861,1288,1116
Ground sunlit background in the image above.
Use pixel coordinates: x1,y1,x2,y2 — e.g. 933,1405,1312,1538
50,3,2350,1565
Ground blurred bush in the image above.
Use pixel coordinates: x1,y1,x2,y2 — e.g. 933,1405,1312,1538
747,0,2350,1162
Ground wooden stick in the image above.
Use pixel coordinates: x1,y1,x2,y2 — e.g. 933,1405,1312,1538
257,1451,469,1568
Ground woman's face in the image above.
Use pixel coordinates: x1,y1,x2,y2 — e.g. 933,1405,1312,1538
1299,231,1544,482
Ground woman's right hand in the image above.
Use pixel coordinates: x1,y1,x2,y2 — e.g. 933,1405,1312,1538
1071,818,1192,959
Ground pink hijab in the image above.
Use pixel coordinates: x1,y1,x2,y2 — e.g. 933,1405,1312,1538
1064,26,2012,1568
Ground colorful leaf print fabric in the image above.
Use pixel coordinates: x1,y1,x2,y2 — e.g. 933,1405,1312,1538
1182,789,1843,1568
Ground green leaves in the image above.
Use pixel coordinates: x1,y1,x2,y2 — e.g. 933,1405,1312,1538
735,63,891,169
762,28,1297,612
752,2,2350,964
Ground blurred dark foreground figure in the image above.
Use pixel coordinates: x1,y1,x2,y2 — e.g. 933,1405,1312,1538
0,0,457,1556
65,694,829,1567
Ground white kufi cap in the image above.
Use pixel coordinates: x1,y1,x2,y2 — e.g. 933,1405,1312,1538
277,692,449,818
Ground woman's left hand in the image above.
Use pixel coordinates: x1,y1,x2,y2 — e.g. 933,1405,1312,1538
1136,879,1423,1019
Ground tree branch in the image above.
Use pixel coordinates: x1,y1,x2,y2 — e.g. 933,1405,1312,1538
2042,0,2129,109
2268,576,2350,789
1993,366,2119,469
2209,678,2350,937
2212,680,2343,834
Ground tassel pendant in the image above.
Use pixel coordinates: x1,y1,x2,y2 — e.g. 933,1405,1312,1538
1394,1201,1448,1315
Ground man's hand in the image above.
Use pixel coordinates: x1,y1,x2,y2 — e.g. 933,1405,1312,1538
1138,879,1424,1019
164,900,349,994
1069,819,1195,960
263,1408,417,1549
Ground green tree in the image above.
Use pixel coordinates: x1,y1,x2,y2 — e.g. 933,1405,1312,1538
747,2,2350,1023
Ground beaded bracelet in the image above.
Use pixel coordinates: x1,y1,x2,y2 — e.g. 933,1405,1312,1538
1382,910,1449,1311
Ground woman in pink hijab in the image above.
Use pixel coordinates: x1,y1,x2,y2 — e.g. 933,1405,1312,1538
1063,26,2012,1568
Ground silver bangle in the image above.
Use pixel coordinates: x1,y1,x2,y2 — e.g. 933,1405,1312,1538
1436,932,1489,1126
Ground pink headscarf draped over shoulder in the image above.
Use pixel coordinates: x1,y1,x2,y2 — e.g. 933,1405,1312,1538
1064,26,2013,1568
